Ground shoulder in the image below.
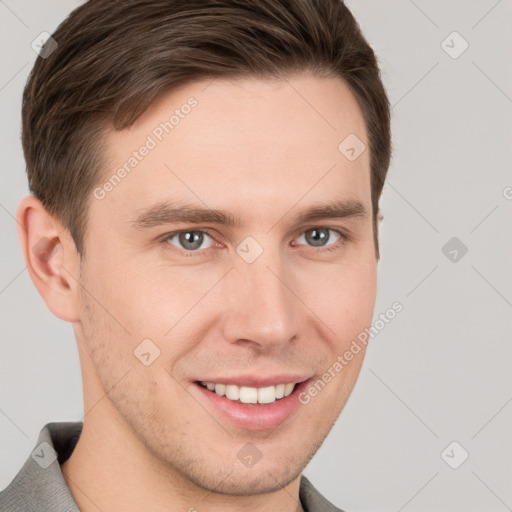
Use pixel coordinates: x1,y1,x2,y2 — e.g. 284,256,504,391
299,474,348,512
0,422,82,512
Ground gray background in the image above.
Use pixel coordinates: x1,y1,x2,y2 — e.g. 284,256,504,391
1,1,511,511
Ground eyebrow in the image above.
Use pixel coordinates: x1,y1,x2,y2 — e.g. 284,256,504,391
131,198,369,230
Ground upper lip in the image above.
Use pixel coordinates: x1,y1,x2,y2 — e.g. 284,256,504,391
194,374,312,388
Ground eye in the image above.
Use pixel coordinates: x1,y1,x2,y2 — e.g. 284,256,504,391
164,229,216,253
293,227,346,252
162,226,348,257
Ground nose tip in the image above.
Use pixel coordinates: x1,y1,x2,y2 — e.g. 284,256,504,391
221,261,301,350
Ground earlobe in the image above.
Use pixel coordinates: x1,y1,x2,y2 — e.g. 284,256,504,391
16,195,81,323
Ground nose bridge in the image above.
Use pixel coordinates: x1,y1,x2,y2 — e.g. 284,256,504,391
223,242,300,347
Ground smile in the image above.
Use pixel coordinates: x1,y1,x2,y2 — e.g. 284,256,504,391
191,377,313,430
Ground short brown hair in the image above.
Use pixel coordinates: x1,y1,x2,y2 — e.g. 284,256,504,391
22,0,392,259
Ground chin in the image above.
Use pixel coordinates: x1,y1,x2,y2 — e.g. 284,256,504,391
176,455,305,497
202,470,300,496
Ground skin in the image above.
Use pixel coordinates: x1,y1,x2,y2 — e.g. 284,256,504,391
17,73,379,512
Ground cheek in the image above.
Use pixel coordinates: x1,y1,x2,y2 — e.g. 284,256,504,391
311,256,377,338
100,262,218,347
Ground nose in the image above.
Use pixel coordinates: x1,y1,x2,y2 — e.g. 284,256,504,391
221,248,302,351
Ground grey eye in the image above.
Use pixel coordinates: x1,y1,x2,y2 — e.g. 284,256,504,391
166,230,214,251
297,228,341,248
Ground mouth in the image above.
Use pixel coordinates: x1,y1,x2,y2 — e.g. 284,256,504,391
190,377,313,430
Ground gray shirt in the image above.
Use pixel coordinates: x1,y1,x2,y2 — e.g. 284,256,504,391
0,422,345,511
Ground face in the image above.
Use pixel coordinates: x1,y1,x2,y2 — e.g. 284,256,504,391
75,73,377,495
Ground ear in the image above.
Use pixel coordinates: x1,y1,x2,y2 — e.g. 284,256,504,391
16,195,81,322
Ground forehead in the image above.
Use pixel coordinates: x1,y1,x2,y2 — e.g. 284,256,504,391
92,73,371,230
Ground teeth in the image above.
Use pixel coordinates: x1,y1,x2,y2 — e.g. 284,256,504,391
284,383,295,397
258,386,276,404
225,384,240,401
214,383,226,396
275,384,285,399
239,386,258,404
199,381,297,404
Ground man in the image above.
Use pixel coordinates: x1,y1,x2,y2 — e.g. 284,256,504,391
0,0,391,510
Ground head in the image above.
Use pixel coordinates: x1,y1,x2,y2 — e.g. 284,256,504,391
18,0,391,497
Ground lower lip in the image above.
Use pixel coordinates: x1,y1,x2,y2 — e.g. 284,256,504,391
190,379,312,431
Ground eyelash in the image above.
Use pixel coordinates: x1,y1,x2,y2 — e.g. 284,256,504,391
160,226,350,257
